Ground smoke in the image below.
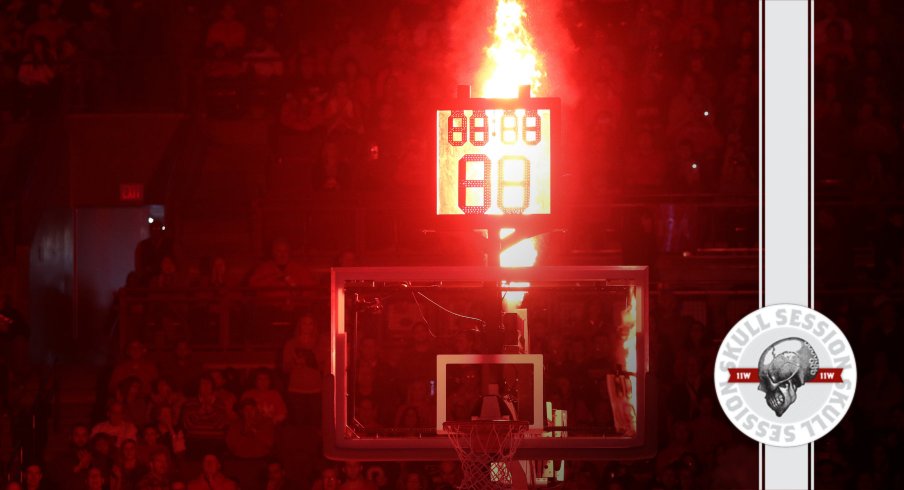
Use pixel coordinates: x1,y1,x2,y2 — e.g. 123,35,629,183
444,0,577,103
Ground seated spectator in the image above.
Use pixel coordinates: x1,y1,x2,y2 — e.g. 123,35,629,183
205,3,246,51
115,438,146,489
109,340,159,396
263,461,299,490
137,424,167,465
85,466,107,490
201,256,230,289
209,369,238,418
149,378,185,422
312,466,340,490
432,461,461,489
92,401,138,448
160,340,202,397
187,454,238,490
398,470,429,490
23,464,47,490
136,449,171,490
241,368,287,424
152,404,186,457
226,398,275,459
180,376,230,456
48,423,92,487
117,376,150,427
149,256,184,289
340,461,375,490
249,239,315,287
282,314,325,425
87,433,115,475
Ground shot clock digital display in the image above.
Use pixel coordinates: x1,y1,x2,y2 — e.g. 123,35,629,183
436,97,559,223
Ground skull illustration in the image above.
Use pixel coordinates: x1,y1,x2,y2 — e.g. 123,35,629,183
757,337,819,417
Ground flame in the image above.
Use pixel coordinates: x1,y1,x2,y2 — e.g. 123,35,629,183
618,288,639,433
499,228,534,310
479,0,546,98
482,0,543,304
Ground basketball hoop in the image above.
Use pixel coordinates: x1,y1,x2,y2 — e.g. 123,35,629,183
443,420,529,490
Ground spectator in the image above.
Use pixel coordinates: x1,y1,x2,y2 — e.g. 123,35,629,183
136,450,171,490
109,341,159,396
249,239,315,287
85,466,106,490
205,3,246,51
209,370,238,417
49,424,93,488
398,470,428,490
153,404,186,457
137,424,166,465
201,257,230,289
23,464,48,490
282,314,325,425
339,461,375,490
92,401,138,448
149,378,186,423
240,369,287,424
160,340,202,397
313,466,340,490
187,454,237,490
117,377,150,427
180,376,230,457
264,461,299,490
149,256,184,290
225,398,275,458
89,433,115,473
134,221,174,286
115,439,145,489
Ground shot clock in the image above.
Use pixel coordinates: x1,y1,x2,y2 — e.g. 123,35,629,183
436,91,560,227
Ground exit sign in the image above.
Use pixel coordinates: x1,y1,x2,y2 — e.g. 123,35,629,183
119,183,144,202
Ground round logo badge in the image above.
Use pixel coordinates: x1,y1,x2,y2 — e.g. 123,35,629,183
713,304,857,447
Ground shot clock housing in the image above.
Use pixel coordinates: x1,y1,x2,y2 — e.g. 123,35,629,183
435,86,561,229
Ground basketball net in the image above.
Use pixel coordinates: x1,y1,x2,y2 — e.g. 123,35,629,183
443,420,529,490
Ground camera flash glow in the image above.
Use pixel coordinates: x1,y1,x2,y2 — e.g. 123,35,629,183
691,162,698,169
703,111,710,117
148,217,154,224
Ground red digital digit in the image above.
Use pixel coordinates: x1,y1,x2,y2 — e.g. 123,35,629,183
458,154,492,214
498,156,531,214
469,110,489,146
500,110,518,145
448,111,467,146
522,110,541,145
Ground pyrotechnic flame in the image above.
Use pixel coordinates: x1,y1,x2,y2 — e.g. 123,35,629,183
619,288,639,432
483,0,543,274
479,0,546,98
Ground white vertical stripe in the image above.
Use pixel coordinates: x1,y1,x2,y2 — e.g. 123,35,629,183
760,1,813,489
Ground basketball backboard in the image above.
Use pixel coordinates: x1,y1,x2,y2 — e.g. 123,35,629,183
326,266,656,461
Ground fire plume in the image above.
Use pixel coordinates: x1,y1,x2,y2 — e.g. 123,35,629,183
479,0,546,98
